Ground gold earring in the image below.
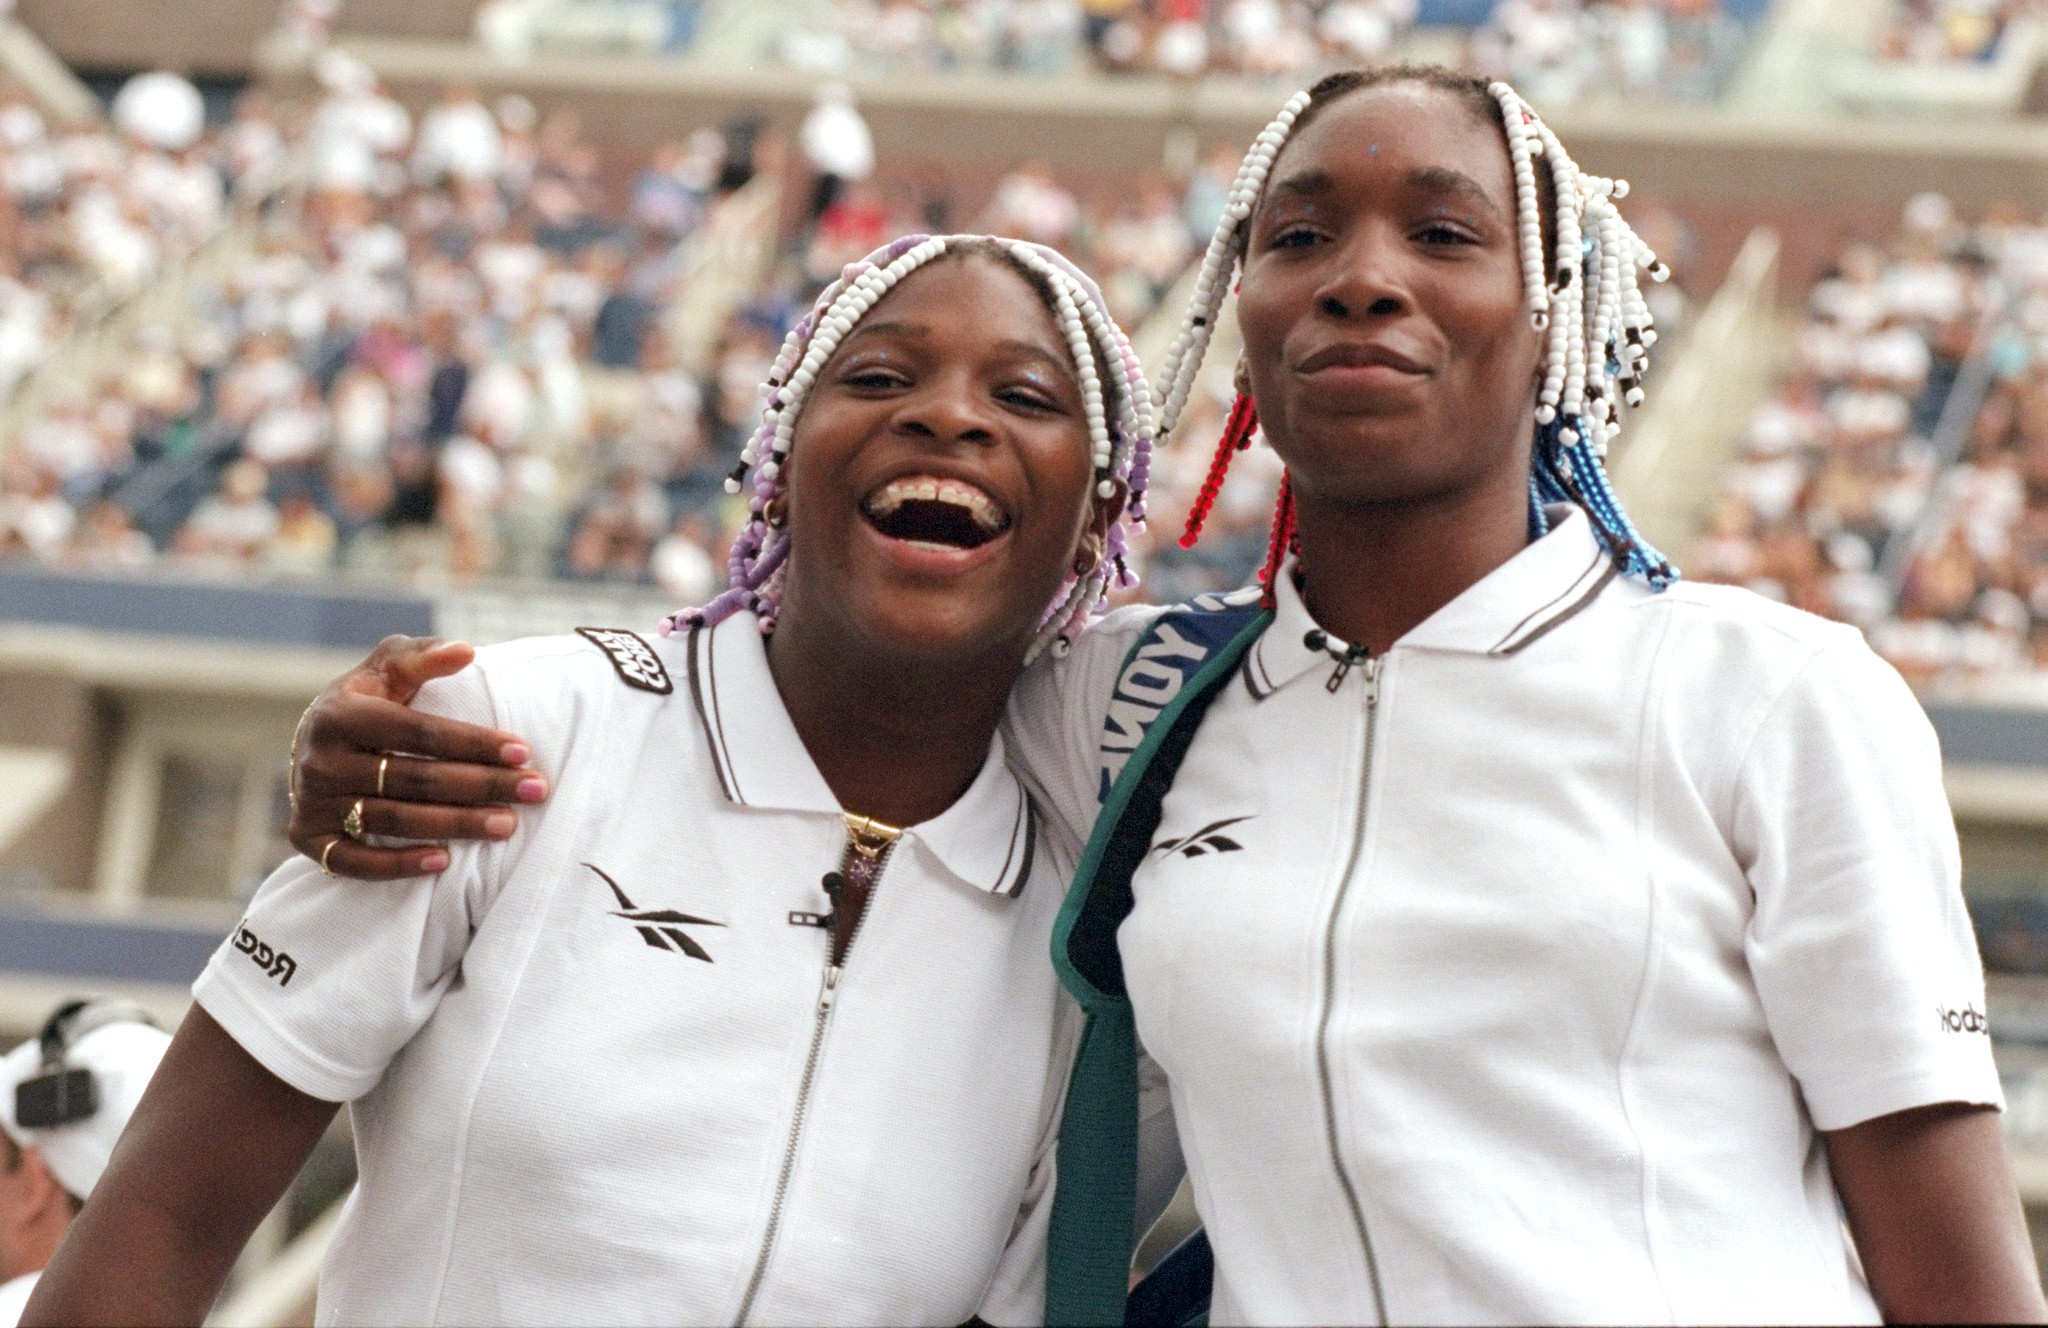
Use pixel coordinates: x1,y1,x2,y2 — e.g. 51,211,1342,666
761,494,787,529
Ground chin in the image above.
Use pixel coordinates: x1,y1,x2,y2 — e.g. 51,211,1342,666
856,591,1036,665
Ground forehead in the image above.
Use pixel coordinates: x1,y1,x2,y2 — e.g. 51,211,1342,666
852,253,1069,355
1266,83,1512,203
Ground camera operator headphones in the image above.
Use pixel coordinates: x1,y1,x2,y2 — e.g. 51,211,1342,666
13,998,161,1131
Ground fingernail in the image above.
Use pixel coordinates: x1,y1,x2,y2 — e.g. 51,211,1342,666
486,812,517,837
421,850,450,872
500,742,530,765
517,778,547,803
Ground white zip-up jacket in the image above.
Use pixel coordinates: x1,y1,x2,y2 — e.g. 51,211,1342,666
196,615,1079,1327
1007,505,2002,1326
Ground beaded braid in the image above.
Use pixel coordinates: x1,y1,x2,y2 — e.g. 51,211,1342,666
1167,69,1678,591
661,234,1156,662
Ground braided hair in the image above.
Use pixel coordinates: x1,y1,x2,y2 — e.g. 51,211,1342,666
1165,66,1678,604
662,234,1156,663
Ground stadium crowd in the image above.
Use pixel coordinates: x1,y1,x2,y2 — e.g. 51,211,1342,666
1694,194,2048,690
0,68,1254,606
0,75,245,412
778,0,1753,101
1879,0,2038,62
779,0,1419,80
1470,0,1751,102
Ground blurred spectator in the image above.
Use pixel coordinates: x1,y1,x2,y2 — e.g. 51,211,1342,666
413,85,504,187
1880,0,2035,60
982,161,1080,249
180,459,280,565
799,85,876,223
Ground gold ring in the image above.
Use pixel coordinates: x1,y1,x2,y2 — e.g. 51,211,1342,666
376,755,390,798
343,798,367,842
319,837,340,874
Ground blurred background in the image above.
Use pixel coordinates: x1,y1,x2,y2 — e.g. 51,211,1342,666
3,0,2048,1316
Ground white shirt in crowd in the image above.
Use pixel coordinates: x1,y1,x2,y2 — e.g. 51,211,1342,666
798,90,875,181
1008,505,2002,1326
0,1272,34,1327
195,614,1079,1327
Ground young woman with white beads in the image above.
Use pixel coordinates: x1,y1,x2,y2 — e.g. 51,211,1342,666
24,235,1177,1328
259,65,2037,1327
1010,65,2043,1325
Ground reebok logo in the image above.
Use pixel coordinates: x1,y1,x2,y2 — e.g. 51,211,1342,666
1152,816,1252,859
234,924,296,986
1936,1003,1990,1035
586,862,723,962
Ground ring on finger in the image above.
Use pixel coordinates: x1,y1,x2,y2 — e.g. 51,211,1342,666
343,797,367,843
319,836,341,875
377,755,390,799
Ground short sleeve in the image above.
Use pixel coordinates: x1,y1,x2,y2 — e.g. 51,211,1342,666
1004,606,1165,849
1733,637,2003,1131
191,665,506,1104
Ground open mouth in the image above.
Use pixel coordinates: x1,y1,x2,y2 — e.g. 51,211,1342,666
860,475,1011,552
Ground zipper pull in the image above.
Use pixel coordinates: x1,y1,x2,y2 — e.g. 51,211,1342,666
819,965,841,1013
1362,656,1383,707
1324,644,1371,693
1306,629,1373,693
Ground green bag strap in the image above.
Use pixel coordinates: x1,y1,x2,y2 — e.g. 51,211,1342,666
1044,602,1272,1327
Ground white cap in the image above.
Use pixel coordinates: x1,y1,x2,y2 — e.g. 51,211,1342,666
0,1016,171,1201
110,71,206,151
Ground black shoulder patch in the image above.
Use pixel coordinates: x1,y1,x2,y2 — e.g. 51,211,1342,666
576,628,674,695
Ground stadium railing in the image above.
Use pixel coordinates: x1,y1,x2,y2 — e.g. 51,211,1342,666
1612,225,1784,560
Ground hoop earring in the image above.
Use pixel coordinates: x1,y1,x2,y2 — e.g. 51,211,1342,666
761,494,787,529
1072,533,1104,579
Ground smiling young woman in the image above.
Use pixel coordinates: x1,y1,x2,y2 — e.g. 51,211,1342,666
21,236,1163,1328
1018,66,2046,1325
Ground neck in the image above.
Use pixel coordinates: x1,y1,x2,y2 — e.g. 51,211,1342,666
1290,467,1531,656
764,612,1020,828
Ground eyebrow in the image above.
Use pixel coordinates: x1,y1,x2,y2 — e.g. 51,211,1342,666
1407,166,1506,222
838,323,1080,386
1269,168,1334,199
841,319,929,343
993,338,1081,386
1263,164,1504,225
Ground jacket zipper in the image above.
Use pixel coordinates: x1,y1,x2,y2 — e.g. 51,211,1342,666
1316,655,1388,1324
734,814,901,1326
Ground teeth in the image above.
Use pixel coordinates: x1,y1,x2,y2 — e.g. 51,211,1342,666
865,476,1006,532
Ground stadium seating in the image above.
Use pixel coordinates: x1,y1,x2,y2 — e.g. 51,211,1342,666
0,66,1232,606
1693,196,2048,694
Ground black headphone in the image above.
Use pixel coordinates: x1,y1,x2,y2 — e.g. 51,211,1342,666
14,998,160,1131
